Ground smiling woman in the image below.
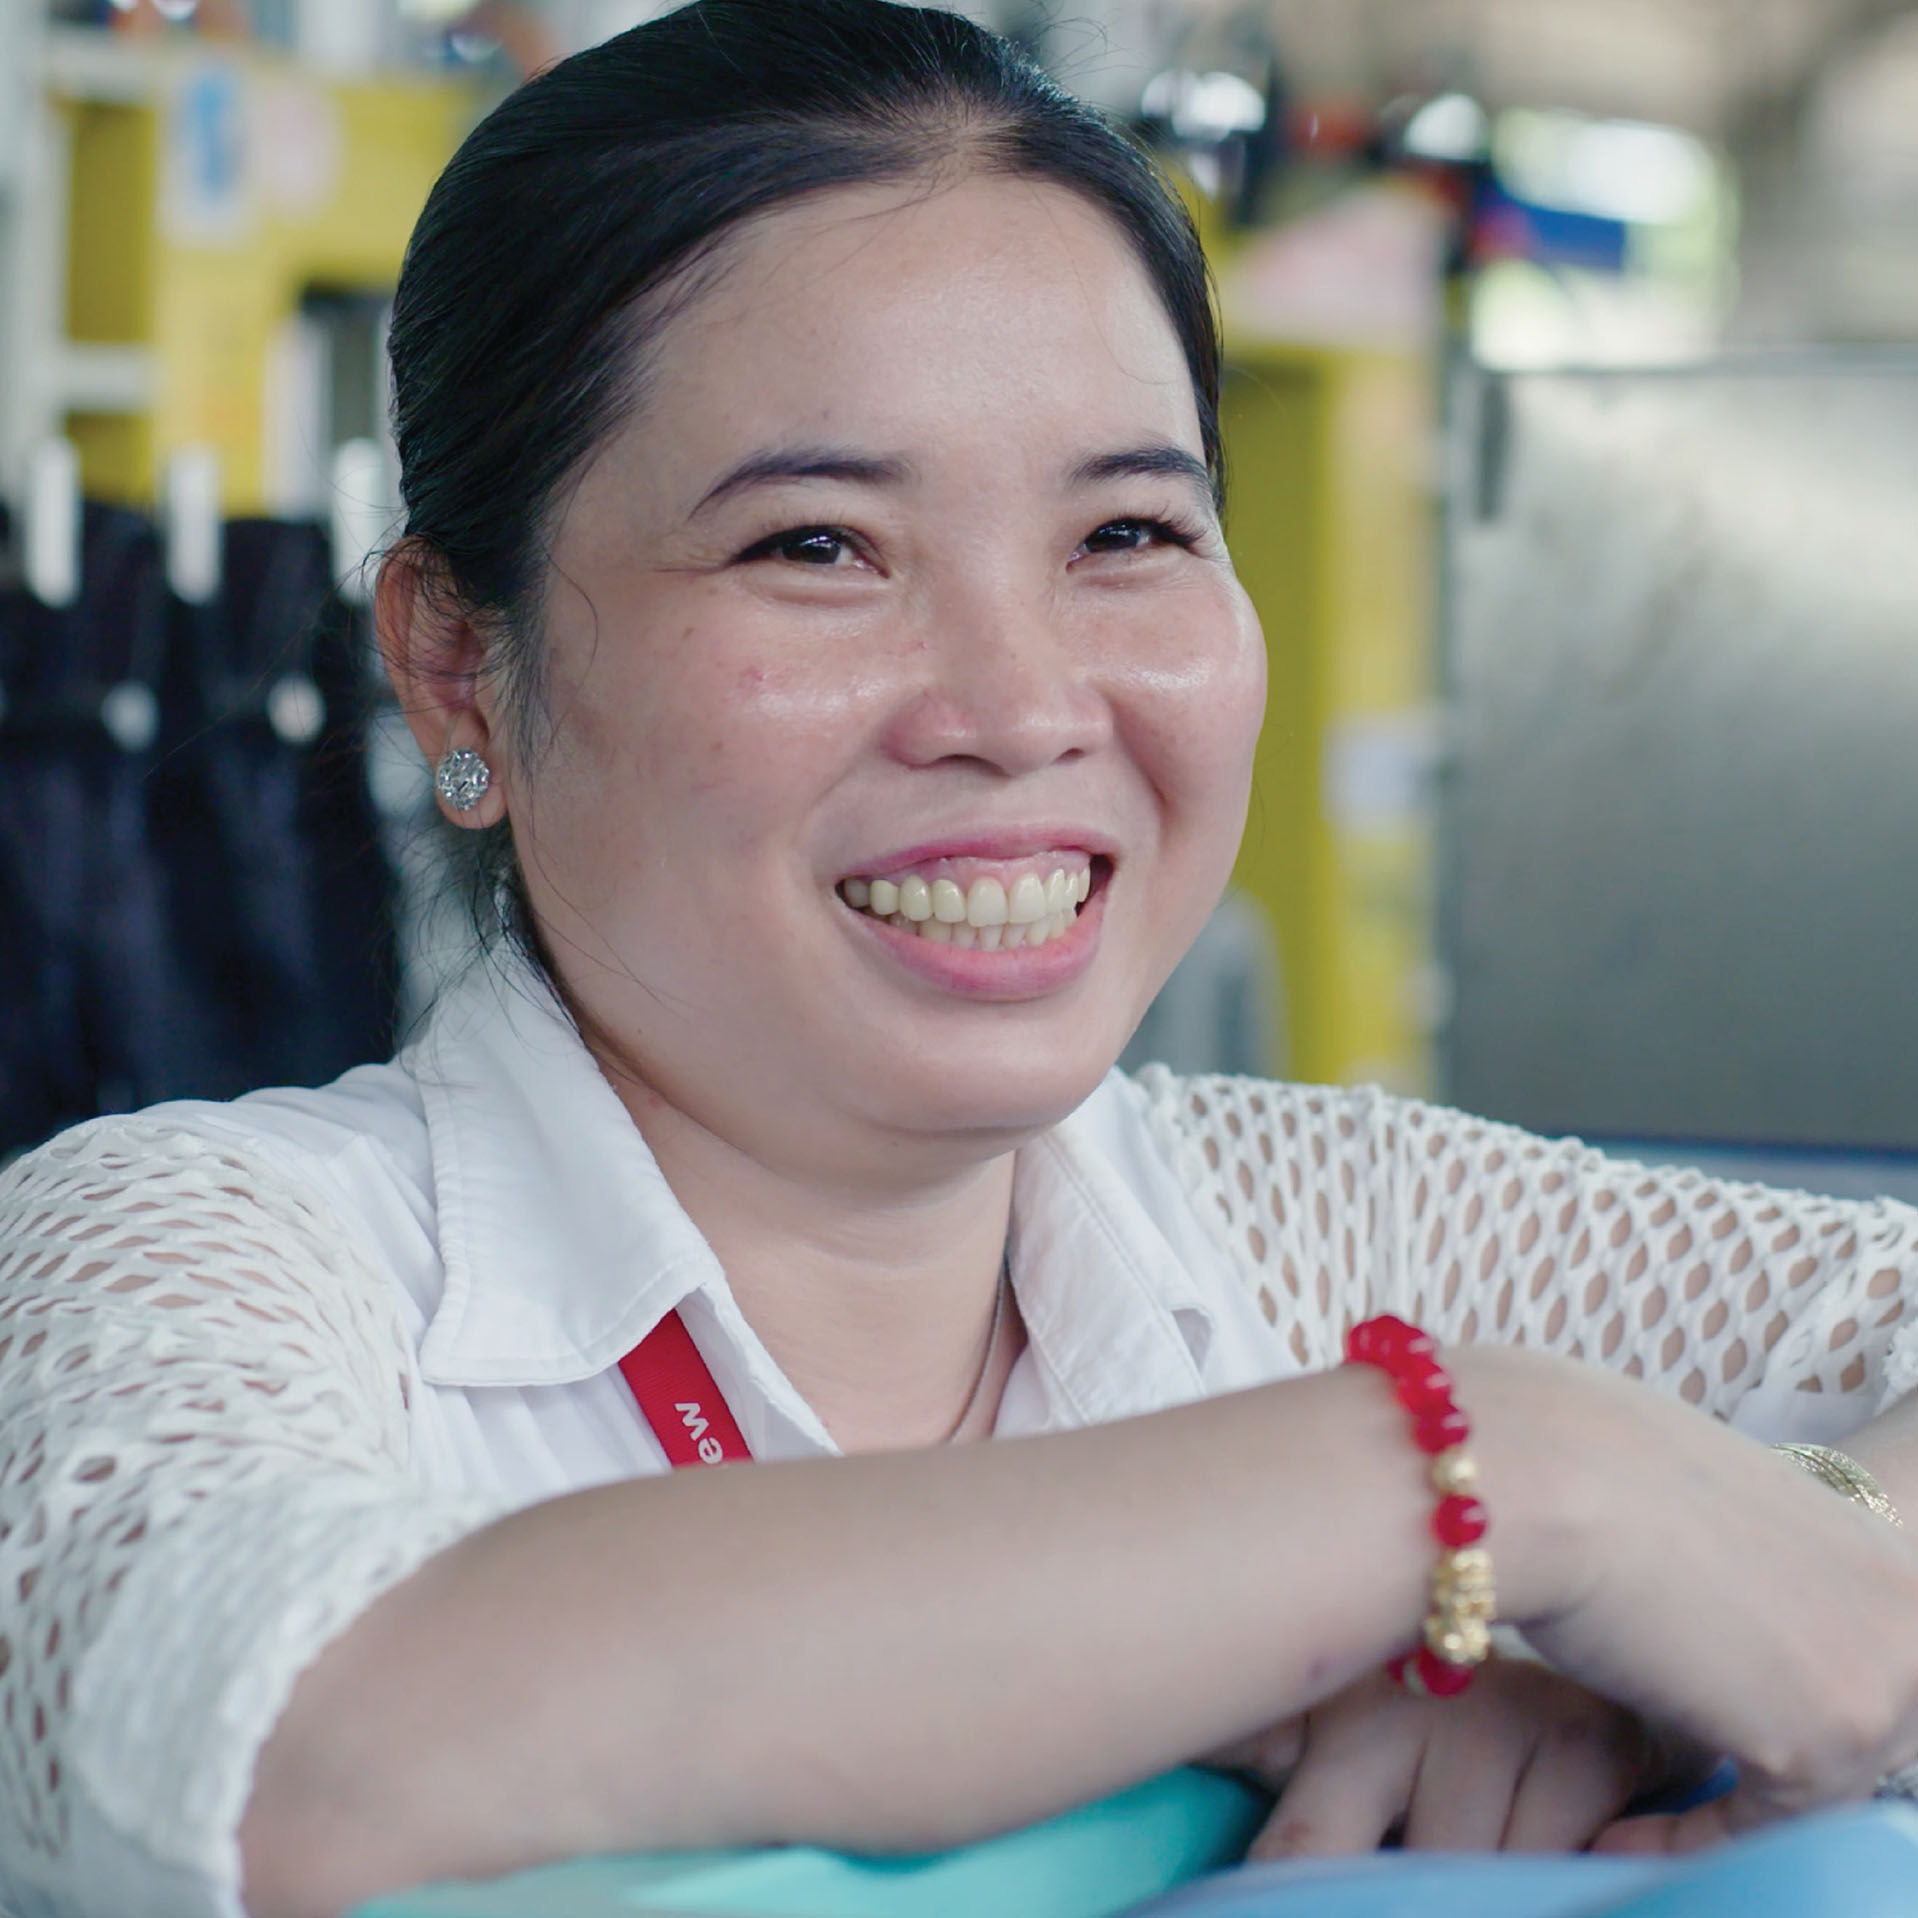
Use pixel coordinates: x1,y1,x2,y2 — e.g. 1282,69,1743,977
425,174,1261,1157
7,5,1918,1917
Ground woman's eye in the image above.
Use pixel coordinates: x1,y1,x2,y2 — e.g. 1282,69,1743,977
741,526,858,567
1078,517,1197,557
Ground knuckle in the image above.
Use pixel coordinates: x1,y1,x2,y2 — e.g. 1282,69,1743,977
1735,1720,1812,1787
1743,1627,1913,1790
1264,1815,1325,1856
1817,1667,1903,1775
1543,1712,1637,1773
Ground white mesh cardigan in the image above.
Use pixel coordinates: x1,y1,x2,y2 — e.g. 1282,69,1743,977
4,1003,1918,1914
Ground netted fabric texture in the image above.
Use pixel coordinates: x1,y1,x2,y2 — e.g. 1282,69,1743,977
1135,1069,1918,1419
5,1083,1918,1913
0,1120,503,1916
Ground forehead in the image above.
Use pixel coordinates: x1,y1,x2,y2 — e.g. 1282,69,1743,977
612,172,1201,489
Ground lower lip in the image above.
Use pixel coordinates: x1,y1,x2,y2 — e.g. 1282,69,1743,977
843,887,1106,1000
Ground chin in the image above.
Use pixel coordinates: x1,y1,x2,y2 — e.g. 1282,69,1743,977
869,1047,1122,1143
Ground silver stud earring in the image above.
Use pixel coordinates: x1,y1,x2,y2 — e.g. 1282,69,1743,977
434,746,493,813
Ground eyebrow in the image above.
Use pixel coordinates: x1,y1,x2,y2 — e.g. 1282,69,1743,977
690,439,1218,519
1070,444,1218,511
692,447,913,517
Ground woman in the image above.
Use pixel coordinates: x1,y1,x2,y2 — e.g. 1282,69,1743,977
4,5,1918,1915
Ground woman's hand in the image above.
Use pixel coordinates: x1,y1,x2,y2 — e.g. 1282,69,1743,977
1454,1345,1918,1833
1213,1661,1681,1857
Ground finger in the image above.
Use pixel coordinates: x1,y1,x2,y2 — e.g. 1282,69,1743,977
1593,1793,1760,1857
1499,1722,1650,1853
1249,1731,1422,1860
1398,1662,1573,1852
1204,1717,1307,1784
1402,1734,1529,1852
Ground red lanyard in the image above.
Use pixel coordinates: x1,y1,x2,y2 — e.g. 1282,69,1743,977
618,1309,755,1466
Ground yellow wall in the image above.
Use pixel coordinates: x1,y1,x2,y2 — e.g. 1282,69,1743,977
60,53,474,508
1222,344,1436,1092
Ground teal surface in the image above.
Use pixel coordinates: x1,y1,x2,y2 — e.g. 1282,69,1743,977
353,1779,1918,1918
352,1767,1268,1918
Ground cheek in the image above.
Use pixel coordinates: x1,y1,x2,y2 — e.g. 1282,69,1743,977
564,627,886,843
1120,589,1267,812
1212,607,1269,774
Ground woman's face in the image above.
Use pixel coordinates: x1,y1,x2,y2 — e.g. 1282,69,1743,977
495,173,1265,1177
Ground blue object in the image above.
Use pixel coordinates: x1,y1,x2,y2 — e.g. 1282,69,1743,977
1146,1801,1918,1916
1473,181,1629,271
353,1772,1918,1918
352,1768,1267,1918
1147,1851,1662,1918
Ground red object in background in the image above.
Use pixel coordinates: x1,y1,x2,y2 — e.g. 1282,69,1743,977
108,0,250,35
465,1,563,76
1286,97,1375,161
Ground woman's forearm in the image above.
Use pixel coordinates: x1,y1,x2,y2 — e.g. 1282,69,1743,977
239,1363,1586,1917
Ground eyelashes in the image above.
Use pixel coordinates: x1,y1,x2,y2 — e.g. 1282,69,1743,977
1077,515,1206,557
731,514,1209,570
734,526,864,567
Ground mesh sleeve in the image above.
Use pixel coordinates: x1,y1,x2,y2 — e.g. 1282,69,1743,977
0,1120,506,1917
1134,1069,1918,1421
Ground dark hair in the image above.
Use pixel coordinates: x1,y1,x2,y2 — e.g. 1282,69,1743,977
387,0,1221,956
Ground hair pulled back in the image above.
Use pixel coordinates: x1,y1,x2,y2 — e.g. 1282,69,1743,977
387,0,1221,952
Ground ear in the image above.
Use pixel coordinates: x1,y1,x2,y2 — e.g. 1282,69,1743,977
376,540,512,831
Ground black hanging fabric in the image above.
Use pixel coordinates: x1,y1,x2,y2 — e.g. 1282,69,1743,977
0,505,214,1150
147,517,398,1104
0,508,402,1159
296,576,403,1081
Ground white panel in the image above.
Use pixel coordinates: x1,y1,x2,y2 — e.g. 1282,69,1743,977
1040,0,1182,114
330,436,393,606
578,0,683,46
0,0,30,190
163,445,222,605
24,436,80,611
55,341,155,412
262,311,331,520
294,0,387,74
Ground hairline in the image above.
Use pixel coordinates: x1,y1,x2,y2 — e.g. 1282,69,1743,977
498,142,1217,761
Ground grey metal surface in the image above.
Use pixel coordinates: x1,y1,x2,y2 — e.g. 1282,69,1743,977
1442,357,1918,1149
1595,1140,1918,1207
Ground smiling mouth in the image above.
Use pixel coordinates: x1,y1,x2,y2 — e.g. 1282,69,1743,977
838,857,1102,950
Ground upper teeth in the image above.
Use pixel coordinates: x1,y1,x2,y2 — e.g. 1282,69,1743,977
842,866,1092,932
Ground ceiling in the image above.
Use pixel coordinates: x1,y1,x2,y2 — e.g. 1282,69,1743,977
1033,0,1918,142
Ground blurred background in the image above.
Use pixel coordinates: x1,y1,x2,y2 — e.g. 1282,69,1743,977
2,0,1917,1192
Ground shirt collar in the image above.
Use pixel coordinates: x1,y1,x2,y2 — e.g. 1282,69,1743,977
409,960,721,1387
406,956,1227,1411
1006,1116,1213,1426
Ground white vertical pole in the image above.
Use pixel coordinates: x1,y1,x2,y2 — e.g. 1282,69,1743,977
330,436,390,607
0,2,70,508
163,444,223,604
23,435,80,609
261,311,331,520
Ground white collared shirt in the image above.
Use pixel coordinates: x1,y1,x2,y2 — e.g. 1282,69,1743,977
245,959,1293,1505
7,954,1918,1916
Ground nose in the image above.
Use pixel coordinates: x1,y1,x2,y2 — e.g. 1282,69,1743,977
880,573,1113,777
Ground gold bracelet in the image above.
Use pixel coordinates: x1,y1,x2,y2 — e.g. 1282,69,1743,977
1773,1443,1903,1528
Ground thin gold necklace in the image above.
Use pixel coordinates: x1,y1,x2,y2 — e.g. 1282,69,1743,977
943,1254,1012,1444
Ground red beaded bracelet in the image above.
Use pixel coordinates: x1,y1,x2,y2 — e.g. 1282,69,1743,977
1344,1314,1496,1698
